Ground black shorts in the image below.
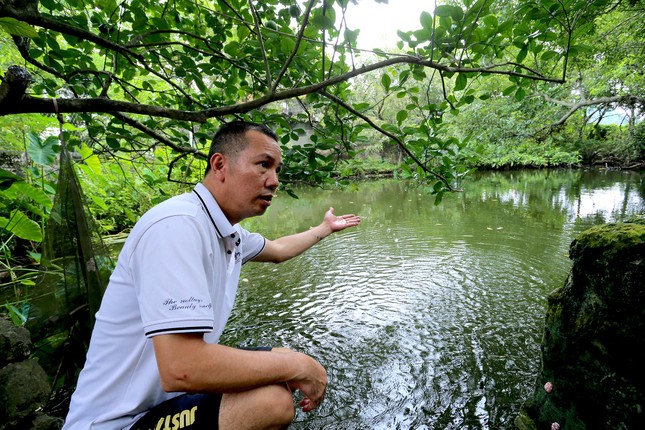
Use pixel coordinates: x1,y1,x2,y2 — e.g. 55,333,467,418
130,393,222,430
130,346,272,430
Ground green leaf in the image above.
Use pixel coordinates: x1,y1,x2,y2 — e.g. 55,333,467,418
77,143,102,174
435,5,463,21
5,304,28,326
381,73,391,90
454,73,467,91
0,168,21,191
502,85,516,96
310,14,335,30
89,194,108,211
568,44,593,55
515,87,526,101
541,50,559,62
397,30,411,42
27,132,60,166
419,11,433,31
0,17,39,37
0,210,43,241
498,20,513,34
40,0,62,11
434,190,445,205
2,182,52,209
344,28,360,44
482,14,498,29
396,110,408,123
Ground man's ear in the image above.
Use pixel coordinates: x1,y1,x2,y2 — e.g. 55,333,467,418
209,153,226,181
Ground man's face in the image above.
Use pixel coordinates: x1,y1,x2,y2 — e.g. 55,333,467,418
220,130,283,223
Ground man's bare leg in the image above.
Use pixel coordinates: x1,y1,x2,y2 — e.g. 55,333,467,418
219,384,295,430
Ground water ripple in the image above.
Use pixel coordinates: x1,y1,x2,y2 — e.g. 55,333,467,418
222,172,643,429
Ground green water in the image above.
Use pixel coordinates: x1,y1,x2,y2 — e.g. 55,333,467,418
223,168,644,429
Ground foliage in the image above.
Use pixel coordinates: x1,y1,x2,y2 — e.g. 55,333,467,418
0,0,641,261
0,0,641,316
77,147,195,234
1,0,635,196
0,131,59,243
0,134,58,325
634,121,645,159
432,0,645,169
338,157,399,179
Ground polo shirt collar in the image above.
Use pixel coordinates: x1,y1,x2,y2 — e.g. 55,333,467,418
193,183,236,239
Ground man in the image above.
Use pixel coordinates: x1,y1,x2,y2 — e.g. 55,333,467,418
63,121,361,429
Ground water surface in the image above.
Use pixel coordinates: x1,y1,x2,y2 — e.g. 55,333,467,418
222,169,644,429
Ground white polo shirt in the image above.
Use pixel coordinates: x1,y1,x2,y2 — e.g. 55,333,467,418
63,183,265,430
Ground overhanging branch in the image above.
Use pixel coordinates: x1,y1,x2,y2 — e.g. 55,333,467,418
319,90,453,190
0,65,32,115
0,56,565,119
109,112,208,160
548,95,644,129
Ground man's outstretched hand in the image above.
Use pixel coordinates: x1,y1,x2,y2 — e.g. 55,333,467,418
323,207,361,232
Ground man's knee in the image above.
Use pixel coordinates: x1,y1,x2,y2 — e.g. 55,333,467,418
270,385,296,425
219,384,295,429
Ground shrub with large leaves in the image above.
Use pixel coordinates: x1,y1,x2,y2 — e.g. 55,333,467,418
0,130,59,242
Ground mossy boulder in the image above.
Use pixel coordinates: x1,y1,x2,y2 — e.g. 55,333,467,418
0,317,32,365
517,220,645,429
0,318,63,430
0,360,51,425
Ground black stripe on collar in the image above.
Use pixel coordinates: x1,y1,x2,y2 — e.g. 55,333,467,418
192,189,224,238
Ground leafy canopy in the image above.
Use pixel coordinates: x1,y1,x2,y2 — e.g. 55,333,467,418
0,0,632,192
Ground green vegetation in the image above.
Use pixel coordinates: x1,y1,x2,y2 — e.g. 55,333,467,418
0,0,642,316
0,0,642,301
0,0,643,417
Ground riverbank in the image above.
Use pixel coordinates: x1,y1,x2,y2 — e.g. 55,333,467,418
337,157,603,180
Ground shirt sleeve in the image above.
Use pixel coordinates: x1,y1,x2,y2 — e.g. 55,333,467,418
131,215,215,337
239,227,266,264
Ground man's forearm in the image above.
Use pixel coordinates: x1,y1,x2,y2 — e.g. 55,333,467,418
253,207,360,263
154,336,313,392
253,223,333,263
153,336,328,411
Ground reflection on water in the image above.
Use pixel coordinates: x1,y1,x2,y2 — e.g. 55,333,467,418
222,169,644,429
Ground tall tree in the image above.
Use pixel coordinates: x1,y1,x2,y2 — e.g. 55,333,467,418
546,2,645,133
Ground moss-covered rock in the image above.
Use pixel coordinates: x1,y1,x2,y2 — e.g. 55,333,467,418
0,318,63,430
0,359,50,427
0,317,32,365
517,220,645,429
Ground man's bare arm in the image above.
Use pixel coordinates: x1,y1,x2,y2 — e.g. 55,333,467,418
253,207,361,263
152,334,327,412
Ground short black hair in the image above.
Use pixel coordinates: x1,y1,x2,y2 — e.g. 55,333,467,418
204,121,278,176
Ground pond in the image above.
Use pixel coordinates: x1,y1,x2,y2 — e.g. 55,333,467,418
221,168,644,429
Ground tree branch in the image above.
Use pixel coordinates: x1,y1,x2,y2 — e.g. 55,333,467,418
1,6,143,63
0,54,565,119
271,0,316,94
109,112,207,160
0,65,32,114
319,90,452,189
537,95,645,135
